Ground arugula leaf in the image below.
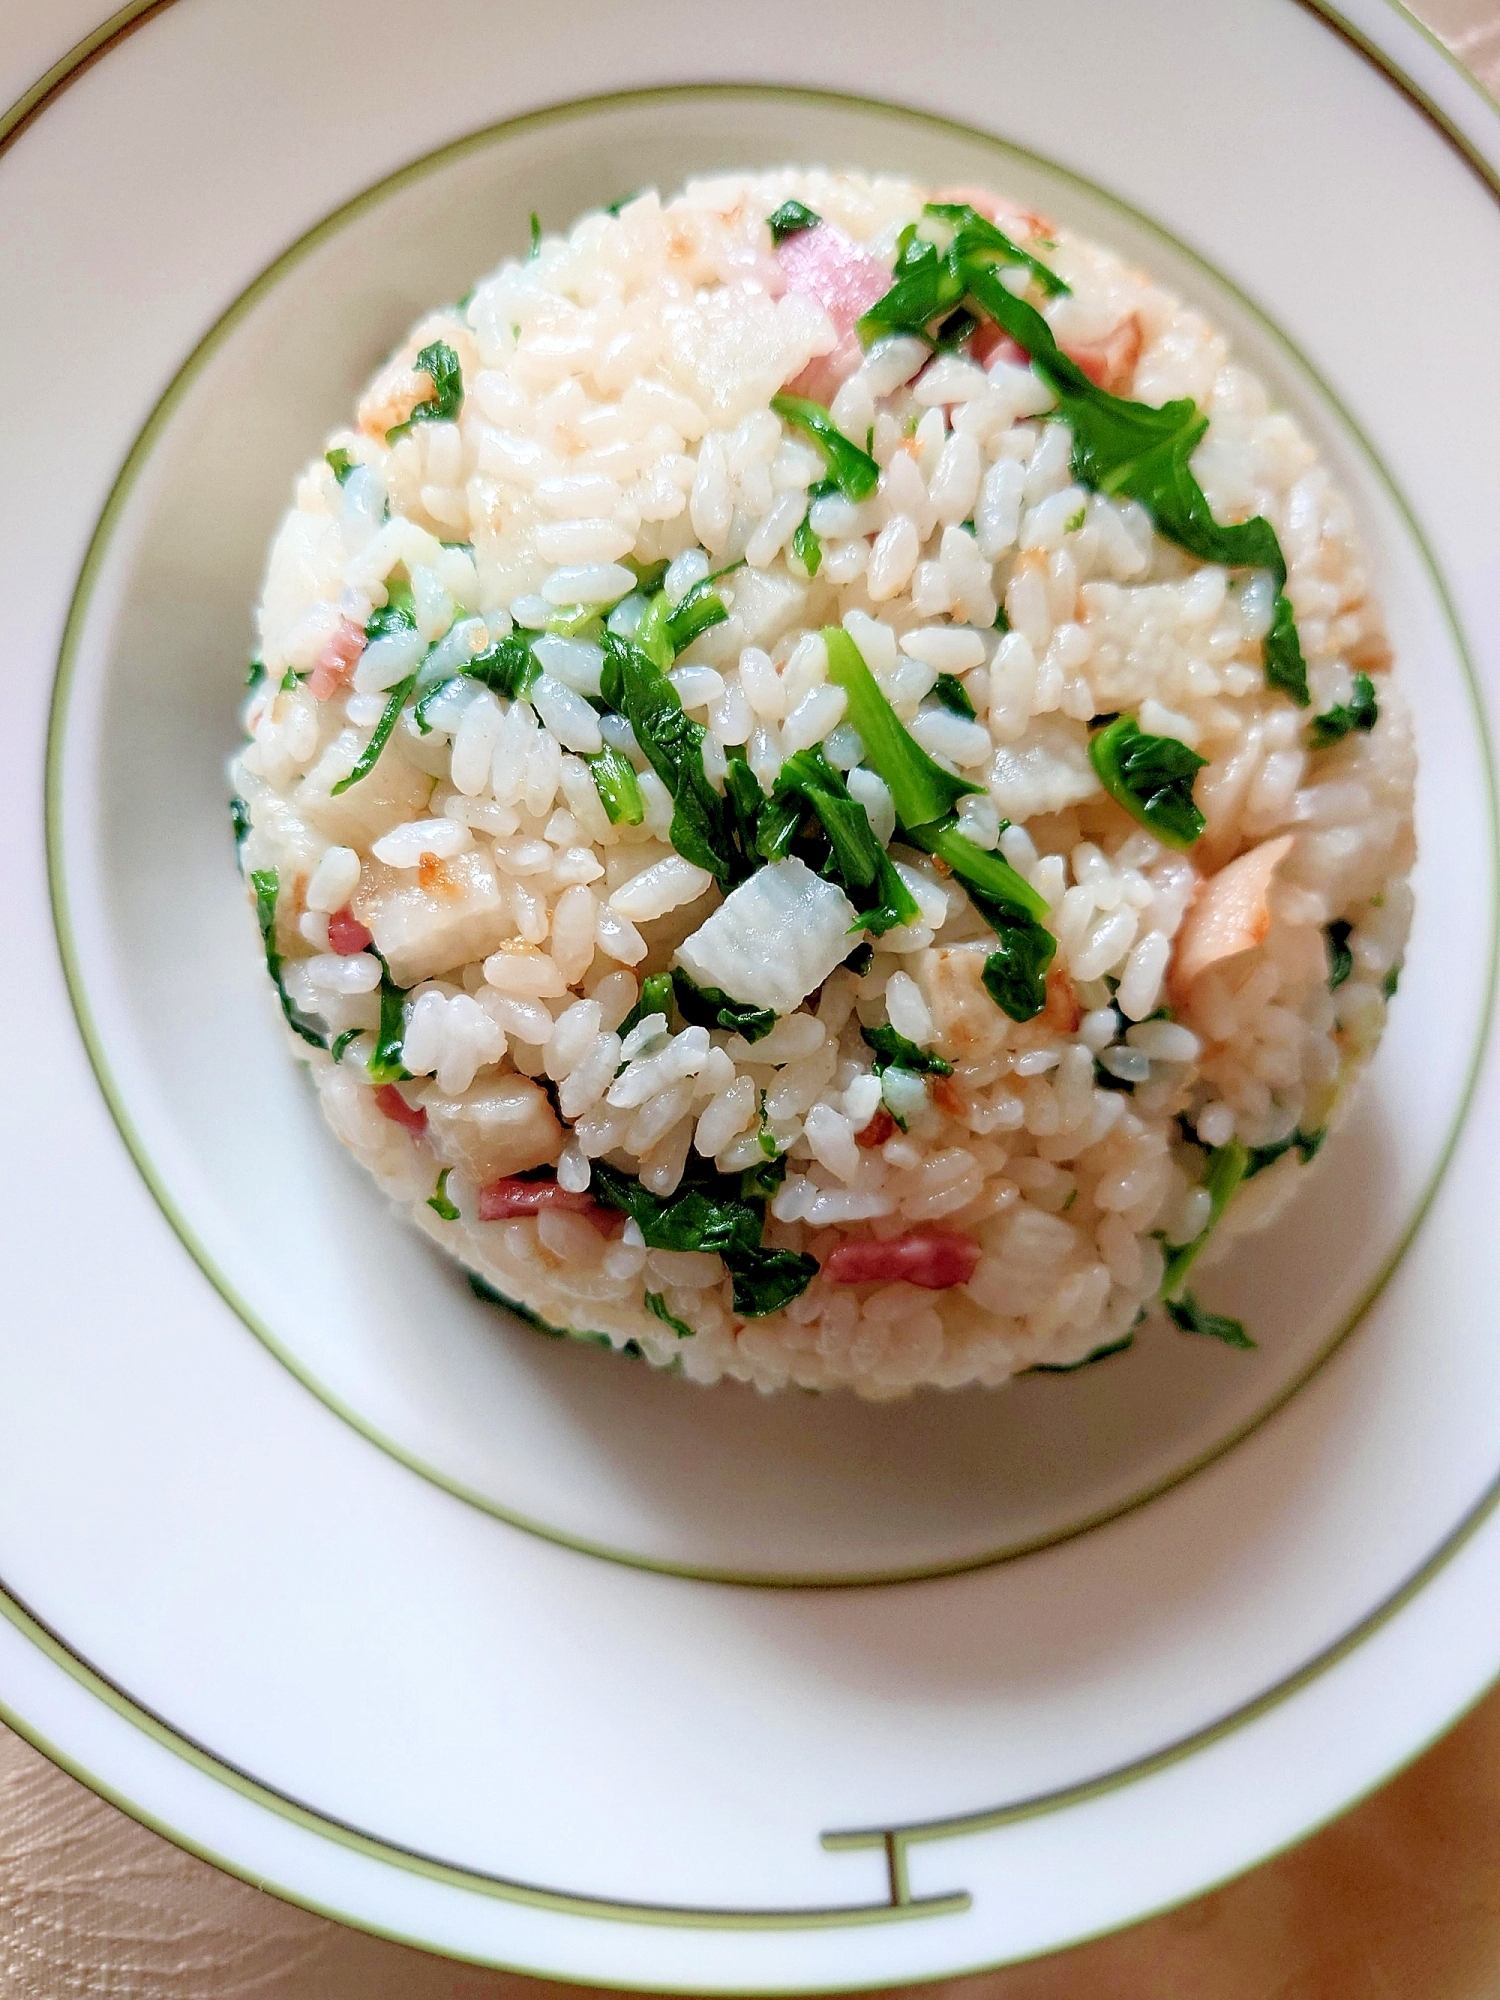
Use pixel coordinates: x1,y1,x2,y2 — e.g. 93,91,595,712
363,576,417,643
740,1149,787,1202
1383,963,1401,1000
229,794,251,855
326,448,355,484
529,211,542,257
330,1028,361,1064
923,201,1070,298
616,972,674,1044
1159,1140,1248,1298
856,226,966,344
587,744,645,826
249,870,327,1049
1326,919,1354,991
1308,671,1378,750
599,632,739,885
331,674,417,794
931,673,976,719
385,341,464,444
671,966,777,1043
912,817,1051,923
842,942,875,976
365,952,411,1085
664,573,732,654
1088,714,1206,849
767,198,821,243
645,1290,697,1339
604,191,642,217
791,476,839,577
958,258,1309,706
823,626,981,828
1028,1331,1135,1373
770,395,881,500
624,555,671,594
589,1160,818,1317
279,666,300,693
1165,1291,1255,1349
427,1168,461,1220
769,745,921,937
245,658,267,691
1245,1127,1326,1176
861,1023,953,1077
467,630,542,701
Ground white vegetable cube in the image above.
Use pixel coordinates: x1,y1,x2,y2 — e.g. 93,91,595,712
296,732,432,848
351,847,513,987
674,858,859,1015
424,1075,562,1183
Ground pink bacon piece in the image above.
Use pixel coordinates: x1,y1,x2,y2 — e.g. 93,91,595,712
477,1176,601,1224
824,1231,981,1291
308,616,366,701
776,221,893,404
327,906,373,955
374,1084,427,1135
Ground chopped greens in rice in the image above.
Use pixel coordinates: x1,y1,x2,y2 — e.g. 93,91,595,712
229,170,1414,1397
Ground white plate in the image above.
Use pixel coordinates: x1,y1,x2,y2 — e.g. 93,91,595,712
5,0,1500,1986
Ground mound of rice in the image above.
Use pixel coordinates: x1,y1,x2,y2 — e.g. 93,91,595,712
229,169,1414,1397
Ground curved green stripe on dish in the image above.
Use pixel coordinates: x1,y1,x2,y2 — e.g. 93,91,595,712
0,0,177,161
44,80,1499,1590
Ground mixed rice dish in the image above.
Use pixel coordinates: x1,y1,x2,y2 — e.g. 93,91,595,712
229,170,1414,1397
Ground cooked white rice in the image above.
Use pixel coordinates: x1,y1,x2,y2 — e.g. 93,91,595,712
229,169,1414,1397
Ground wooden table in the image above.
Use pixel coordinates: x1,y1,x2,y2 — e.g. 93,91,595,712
3,2,1498,1992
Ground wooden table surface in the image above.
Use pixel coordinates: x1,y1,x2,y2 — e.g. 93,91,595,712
4,2,1499,1993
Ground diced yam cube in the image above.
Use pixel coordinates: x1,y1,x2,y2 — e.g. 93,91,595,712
351,847,512,987
424,1075,562,1183
295,733,432,848
674,858,858,1016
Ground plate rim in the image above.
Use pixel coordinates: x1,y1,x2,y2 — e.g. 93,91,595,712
43,73,1499,1589
7,0,1500,1984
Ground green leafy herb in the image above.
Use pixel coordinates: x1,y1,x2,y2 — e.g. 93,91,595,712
599,631,742,885
463,630,541,701
587,744,645,826
624,555,671,594
1065,504,1087,534
427,1168,461,1221
1308,671,1378,750
245,658,266,690
664,573,733,654
1165,1291,1255,1349
770,395,881,501
861,1023,953,1077
856,224,966,345
365,952,410,1085
1383,963,1401,1000
279,667,300,692
1088,714,1207,849
791,512,822,576
331,675,417,794
843,942,874,976
249,870,327,1049
1326,919,1354,991
767,745,921,936
931,673,976,719
740,1148,787,1202
385,341,464,444
616,972,674,1044
229,794,251,854
363,576,417,643
589,1160,818,1317
1028,1331,1135,1373
1245,1127,1326,1176
326,447,355,484
767,198,821,243
330,1029,361,1064
670,966,777,1043
956,257,1309,705
604,191,641,216
923,202,1071,298
1159,1140,1248,1299
529,211,542,256
823,626,981,829
993,604,1011,632
644,1290,696,1339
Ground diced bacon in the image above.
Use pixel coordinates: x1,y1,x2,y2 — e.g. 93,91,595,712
970,321,1028,370
1172,835,1295,998
824,1230,981,1290
477,1175,600,1223
1060,316,1142,396
1042,965,1081,1034
777,222,892,403
327,906,373,955
308,616,366,700
374,1083,427,1134
856,1108,897,1150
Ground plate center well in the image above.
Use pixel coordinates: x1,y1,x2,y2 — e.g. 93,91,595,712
52,88,1486,1582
